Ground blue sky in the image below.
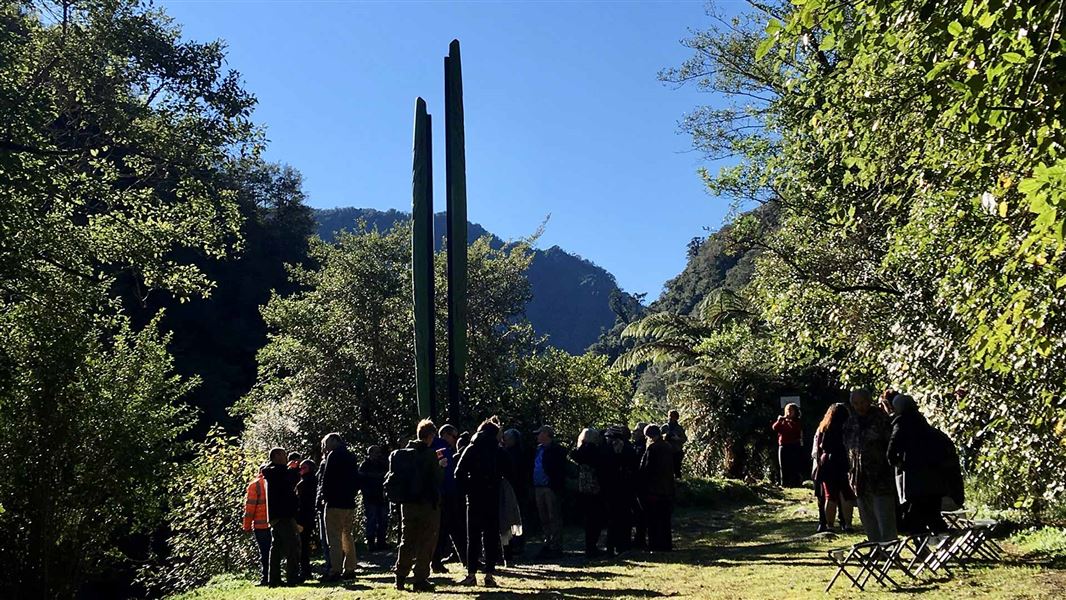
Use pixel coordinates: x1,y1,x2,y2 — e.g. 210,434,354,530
160,0,744,299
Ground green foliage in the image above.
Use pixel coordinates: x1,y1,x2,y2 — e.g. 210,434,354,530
1009,526,1066,561
0,1,258,596
666,0,1066,514
514,347,633,444
143,431,258,594
0,308,194,598
241,223,539,455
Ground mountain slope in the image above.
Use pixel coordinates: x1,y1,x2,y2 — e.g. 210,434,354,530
314,207,620,354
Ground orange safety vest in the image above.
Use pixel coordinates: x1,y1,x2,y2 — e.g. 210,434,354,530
243,475,269,531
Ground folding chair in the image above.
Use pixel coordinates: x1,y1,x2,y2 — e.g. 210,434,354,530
825,541,901,592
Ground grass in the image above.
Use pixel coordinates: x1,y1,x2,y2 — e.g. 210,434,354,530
174,486,1066,599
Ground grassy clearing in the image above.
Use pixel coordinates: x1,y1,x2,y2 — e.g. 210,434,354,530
174,487,1066,599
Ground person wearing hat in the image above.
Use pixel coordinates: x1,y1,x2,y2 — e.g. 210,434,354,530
531,425,567,558
639,424,676,552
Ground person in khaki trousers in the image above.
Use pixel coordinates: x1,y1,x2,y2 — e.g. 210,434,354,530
394,419,444,592
318,432,360,581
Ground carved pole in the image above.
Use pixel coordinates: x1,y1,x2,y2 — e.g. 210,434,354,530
412,98,435,419
444,39,468,423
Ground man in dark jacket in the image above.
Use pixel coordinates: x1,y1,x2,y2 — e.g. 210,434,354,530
261,447,301,586
631,422,649,549
639,425,676,552
295,459,317,582
393,419,444,592
318,433,359,581
887,395,953,534
455,418,511,587
531,425,567,558
433,424,467,570
359,445,390,551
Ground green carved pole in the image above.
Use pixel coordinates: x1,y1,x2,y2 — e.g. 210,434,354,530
444,39,468,422
412,98,436,419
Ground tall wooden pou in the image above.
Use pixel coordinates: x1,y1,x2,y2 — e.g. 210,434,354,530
411,98,436,419
444,39,468,422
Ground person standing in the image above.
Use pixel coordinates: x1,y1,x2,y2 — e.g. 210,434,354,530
639,425,676,552
319,433,359,581
432,425,467,567
603,425,636,556
772,403,804,487
887,395,953,534
391,419,445,592
814,404,855,533
455,418,510,587
261,448,301,587
844,389,898,542
241,470,271,586
295,459,318,582
571,428,607,558
359,445,390,551
501,428,528,564
531,425,566,559
314,456,331,574
631,422,649,549
663,410,687,478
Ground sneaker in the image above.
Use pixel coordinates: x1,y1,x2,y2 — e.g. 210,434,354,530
483,574,498,588
319,573,341,583
342,570,358,580
815,523,829,533
458,574,477,586
411,580,435,592
431,562,448,573
394,576,405,591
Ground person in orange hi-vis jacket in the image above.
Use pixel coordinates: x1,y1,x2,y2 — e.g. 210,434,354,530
243,470,271,586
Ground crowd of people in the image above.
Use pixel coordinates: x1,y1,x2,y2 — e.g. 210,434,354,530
772,389,965,544
241,410,689,590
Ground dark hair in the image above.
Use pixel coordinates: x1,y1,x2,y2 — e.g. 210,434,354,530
850,388,872,403
287,451,302,463
644,424,662,439
478,416,501,437
439,424,458,439
300,459,316,470
269,447,285,462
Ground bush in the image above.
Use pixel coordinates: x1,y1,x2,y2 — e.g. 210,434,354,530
142,430,258,595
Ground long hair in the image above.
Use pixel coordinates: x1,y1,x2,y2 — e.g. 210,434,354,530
817,403,848,434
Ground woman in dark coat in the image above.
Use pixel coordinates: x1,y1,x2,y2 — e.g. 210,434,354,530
814,403,854,532
887,395,951,534
571,428,607,557
602,425,637,556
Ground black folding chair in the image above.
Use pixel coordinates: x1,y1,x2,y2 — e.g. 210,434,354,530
825,540,902,592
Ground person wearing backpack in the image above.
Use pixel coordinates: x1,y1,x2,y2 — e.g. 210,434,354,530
454,417,511,588
389,419,444,592
319,433,359,582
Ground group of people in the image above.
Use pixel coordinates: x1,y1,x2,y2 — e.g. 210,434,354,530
242,410,689,590
772,390,964,544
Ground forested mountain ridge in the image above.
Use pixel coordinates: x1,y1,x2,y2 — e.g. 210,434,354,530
314,207,622,353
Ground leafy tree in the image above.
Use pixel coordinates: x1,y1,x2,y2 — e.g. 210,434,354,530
0,1,257,596
515,347,634,444
240,224,539,455
667,0,1066,512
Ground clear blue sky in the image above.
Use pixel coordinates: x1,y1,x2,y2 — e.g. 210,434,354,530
160,0,743,299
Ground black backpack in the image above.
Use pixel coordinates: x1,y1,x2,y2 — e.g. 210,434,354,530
385,447,423,504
